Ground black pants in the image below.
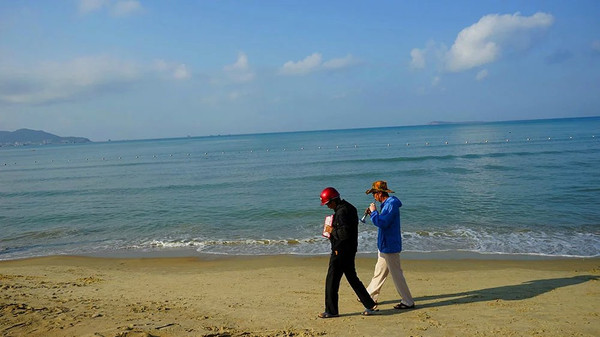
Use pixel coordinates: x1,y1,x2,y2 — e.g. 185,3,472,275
325,250,376,315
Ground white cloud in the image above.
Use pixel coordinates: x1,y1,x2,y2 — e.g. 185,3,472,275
445,12,554,72
78,0,142,17
224,53,255,83
228,91,240,100
280,53,357,75
228,90,248,101
592,40,600,53
154,59,170,72
0,56,139,104
78,0,109,14
410,48,426,69
154,60,191,80
280,53,323,75
408,41,447,71
224,53,249,72
173,64,191,80
432,76,441,87
476,69,489,81
112,0,142,17
322,54,358,70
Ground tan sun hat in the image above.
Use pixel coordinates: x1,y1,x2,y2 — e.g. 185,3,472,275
365,180,395,194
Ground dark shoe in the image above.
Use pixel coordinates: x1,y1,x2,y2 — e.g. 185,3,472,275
394,302,415,310
362,307,379,316
318,312,339,318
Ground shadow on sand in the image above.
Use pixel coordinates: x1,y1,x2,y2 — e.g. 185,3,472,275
413,275,598,309
361,275,598,316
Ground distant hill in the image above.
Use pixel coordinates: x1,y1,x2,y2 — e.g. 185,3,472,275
0,129,91,146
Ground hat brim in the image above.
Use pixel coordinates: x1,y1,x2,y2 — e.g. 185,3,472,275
365,188,394,194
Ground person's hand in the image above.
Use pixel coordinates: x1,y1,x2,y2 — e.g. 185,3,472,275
369,202,376,213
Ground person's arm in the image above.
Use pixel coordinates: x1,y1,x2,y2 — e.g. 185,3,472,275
370,201,397,229
331,207,351,253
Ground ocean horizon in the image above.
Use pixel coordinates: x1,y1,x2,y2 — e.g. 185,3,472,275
1,116,599,260
80,116,600,143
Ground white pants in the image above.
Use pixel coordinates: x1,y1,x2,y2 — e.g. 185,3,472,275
366,251,414,306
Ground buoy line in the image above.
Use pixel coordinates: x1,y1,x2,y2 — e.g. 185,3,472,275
1,134,597,167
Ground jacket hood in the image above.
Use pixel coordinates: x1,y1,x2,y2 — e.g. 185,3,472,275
386,195,402,208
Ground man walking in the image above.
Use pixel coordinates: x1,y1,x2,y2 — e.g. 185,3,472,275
365,180,415,310
318,187,378,318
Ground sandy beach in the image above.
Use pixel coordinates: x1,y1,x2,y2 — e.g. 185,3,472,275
0,255,598,337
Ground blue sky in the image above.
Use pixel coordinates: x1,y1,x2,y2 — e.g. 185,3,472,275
1,1,599,141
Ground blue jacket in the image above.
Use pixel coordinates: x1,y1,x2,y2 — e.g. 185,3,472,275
369,196,403,253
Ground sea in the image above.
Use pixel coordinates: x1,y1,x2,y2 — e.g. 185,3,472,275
1,117,599,261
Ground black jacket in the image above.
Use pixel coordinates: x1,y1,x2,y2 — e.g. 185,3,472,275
330,199,359,254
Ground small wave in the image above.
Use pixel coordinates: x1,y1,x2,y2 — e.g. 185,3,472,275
1,227,598,260
145,237,322,248
1,227,82,242
481,164,513,171
439,167,474,174
341,148,600,166
401,228,600,258
126,237,333,256
117,227,600,258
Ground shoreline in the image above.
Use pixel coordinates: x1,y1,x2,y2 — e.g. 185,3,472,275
3,248,596,263
1,255,598,336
